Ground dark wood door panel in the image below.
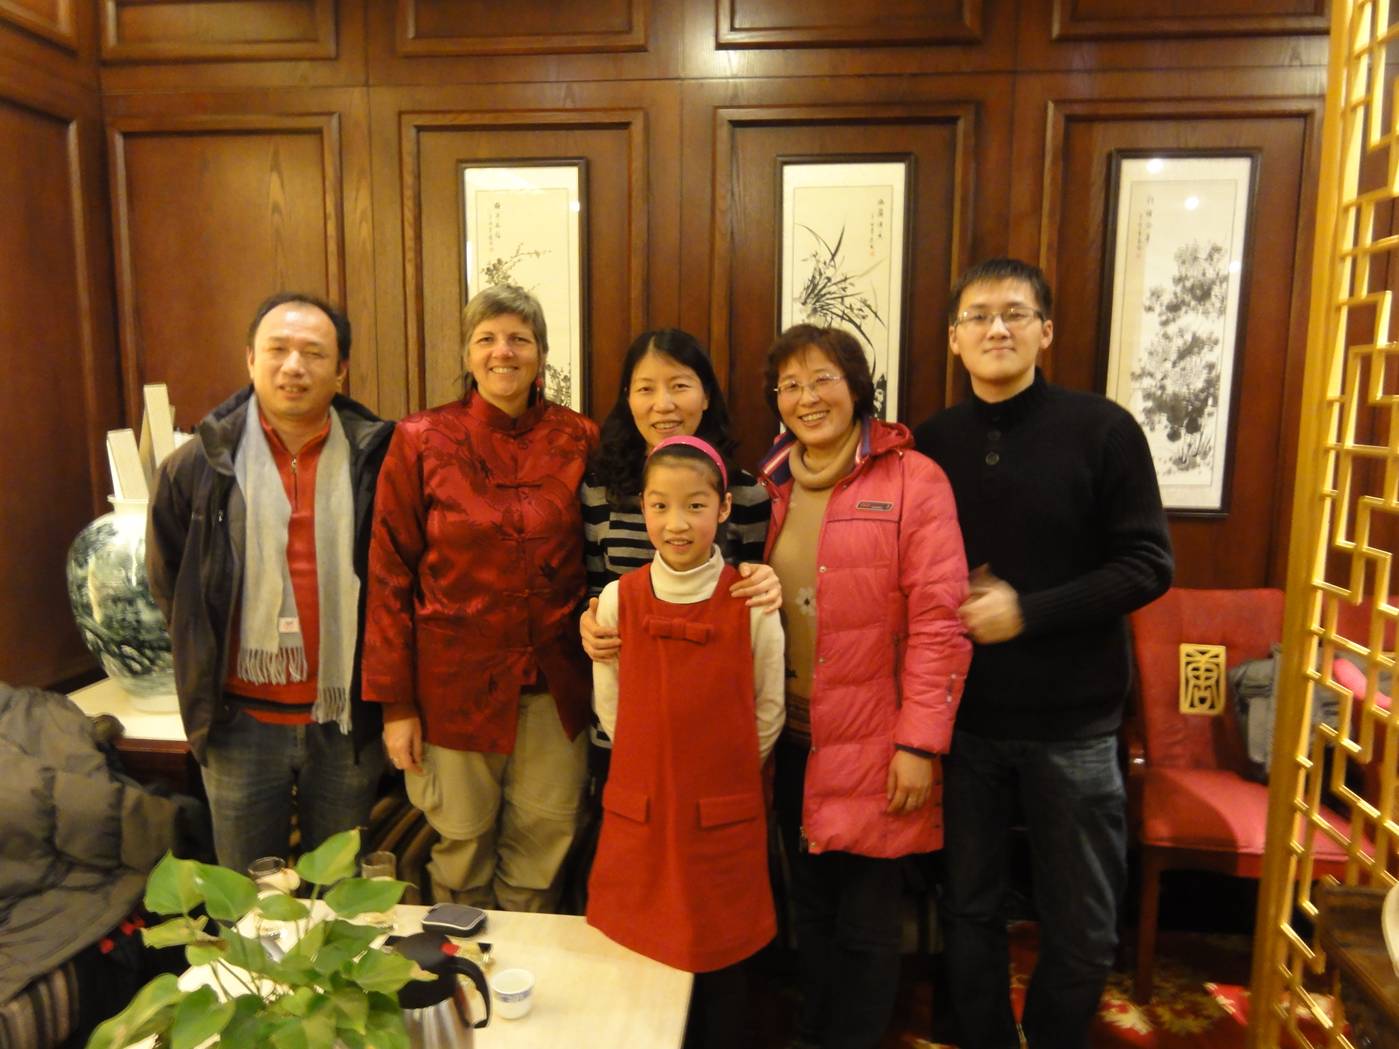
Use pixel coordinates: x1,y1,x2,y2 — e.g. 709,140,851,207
412,121,641,417
679,79,1014,462
109,117,344,427
715,114,969,470
369,83,681,422
0,92,116,686
1028,94,1320,588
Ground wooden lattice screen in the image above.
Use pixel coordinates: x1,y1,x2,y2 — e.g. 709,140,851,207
1249,2,1399,1045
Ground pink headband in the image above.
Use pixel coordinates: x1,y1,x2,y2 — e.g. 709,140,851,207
647,435,728,490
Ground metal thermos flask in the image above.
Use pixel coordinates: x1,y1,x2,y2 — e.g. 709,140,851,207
394,931,491,1049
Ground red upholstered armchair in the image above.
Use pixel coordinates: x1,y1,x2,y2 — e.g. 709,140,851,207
1126,588,1354,1003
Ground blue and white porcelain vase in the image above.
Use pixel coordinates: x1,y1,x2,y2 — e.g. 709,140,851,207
66,497,176,708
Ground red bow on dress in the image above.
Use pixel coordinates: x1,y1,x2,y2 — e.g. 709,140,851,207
644,617,713,644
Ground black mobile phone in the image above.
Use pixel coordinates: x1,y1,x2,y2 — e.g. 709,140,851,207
421,902,487,936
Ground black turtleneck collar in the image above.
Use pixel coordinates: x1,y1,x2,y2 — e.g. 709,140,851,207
970,368,1047,428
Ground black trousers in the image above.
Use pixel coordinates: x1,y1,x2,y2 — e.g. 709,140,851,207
683,961,751,1049
775,739,904,1049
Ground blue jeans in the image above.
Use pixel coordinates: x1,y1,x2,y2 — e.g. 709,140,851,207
201,707,384,874
941,730,1126,1049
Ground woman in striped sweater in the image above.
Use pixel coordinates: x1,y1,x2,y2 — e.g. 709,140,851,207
580,328,777,625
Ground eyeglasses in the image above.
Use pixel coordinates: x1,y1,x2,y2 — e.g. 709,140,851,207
954,307,1044,332
773,373,846,401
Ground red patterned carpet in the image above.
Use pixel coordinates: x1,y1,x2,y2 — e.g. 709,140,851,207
751,921,1337,1048
902,924,1335,1049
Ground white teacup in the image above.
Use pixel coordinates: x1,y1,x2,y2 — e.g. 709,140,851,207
492,967,535,1020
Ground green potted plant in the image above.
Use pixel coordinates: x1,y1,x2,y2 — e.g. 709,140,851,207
86,829,429,1049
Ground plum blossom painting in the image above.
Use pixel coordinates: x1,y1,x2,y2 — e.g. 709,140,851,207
462,162,586,411
779,160,909,421
1103,153,1256,514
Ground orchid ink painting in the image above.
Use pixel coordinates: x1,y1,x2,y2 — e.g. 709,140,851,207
781,161,908,421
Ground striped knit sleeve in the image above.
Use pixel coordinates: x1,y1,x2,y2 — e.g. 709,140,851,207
722,472,772,566
599,507,655,580
581,478,656,595
581,477,614,598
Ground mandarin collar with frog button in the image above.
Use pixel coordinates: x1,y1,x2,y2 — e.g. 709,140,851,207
463,385,549,434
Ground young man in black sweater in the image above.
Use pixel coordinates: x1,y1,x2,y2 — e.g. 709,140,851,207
914,258,1173,1049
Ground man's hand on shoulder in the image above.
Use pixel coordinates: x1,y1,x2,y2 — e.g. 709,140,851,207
959,567,1024,643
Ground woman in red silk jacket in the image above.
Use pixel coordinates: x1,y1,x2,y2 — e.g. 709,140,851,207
363,285,597,912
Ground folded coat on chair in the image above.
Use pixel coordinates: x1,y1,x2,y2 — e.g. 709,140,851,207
0,682,183,1005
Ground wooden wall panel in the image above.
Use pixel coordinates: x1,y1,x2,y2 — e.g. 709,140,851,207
0,71,120,687
398,0,646,56
1052,0,1327,40
98,0,363,90
0,0,74,51
1017,0,1328,69
369,83,682,420
717,0,979,48
33,0,1338,607
0,0,95,85
105,90,379,425
101,0,334,62
1010,71,1325,589
684,0,1015,76
683,78,1011,470
367,1,680,85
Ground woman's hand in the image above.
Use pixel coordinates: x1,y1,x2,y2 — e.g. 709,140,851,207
885,749,934,814
582,596,621,662
384,716,424,775
730,562,782,613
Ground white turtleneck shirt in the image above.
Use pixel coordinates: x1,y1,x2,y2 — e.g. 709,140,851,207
592,545,785,758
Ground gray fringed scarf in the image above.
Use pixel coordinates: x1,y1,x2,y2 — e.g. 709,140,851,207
232,395,358,732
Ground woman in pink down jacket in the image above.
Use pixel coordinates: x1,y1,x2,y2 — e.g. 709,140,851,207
759,324,971,1049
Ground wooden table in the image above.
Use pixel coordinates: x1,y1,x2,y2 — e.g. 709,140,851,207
169,904,692,1048
1317,884,1399,1048
394,905,693,1048
67,677,197,793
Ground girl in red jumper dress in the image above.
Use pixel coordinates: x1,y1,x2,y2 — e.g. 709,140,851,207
587,435,785,1049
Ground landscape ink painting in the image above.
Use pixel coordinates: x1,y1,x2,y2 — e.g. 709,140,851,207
1103,153,1255,514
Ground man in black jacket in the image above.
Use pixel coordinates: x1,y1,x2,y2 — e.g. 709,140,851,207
915,259,1173,1048
147,293,393,874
